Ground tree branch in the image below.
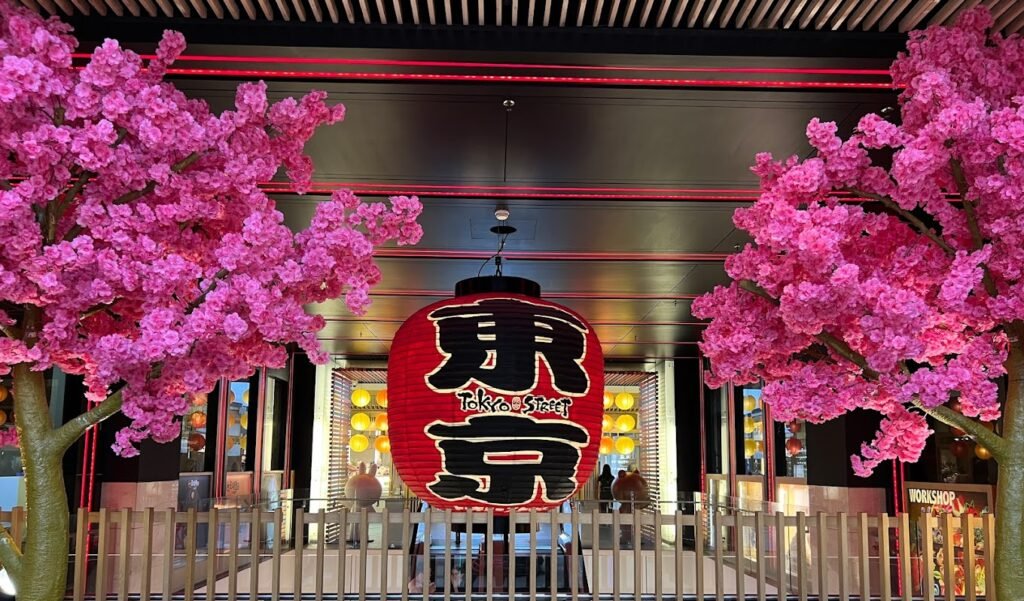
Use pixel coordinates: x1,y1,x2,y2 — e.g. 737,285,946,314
63,151,200,241
915,401,1006,458
0,525,22,583
739,279,881,378
949,159,999,298
48,389,124,455
849,188,956,257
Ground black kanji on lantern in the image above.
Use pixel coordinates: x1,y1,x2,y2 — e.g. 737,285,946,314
425,298,589,395
425,414,589,505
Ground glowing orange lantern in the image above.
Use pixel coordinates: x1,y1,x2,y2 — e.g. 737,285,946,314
190,412,207,429
374,413,389,431
599,436,614,454
375,435,391,453
376,389,389,407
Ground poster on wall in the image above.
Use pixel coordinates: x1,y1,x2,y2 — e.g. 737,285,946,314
903,482,993,598
387,286,605,513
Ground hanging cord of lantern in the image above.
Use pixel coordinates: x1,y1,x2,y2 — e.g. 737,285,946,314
477,207,516,277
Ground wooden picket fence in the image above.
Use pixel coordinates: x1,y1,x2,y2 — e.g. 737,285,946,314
0,506,1000,600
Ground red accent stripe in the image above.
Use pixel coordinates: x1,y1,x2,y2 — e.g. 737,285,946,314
139,67,896,90
323,316,708,326
72,52,891,77
367,289,699,300
374,249,728,262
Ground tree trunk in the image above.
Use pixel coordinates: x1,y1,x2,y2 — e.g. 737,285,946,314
10,365,69,601
996,331,1024,601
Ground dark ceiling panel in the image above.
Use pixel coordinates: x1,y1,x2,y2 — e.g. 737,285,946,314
505,94,864,186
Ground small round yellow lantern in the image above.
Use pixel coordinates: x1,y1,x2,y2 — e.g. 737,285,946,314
375,435,391,454
615,436,635,455
0,385,7,403
239,413,249,429
352,388,371,407
599,436,615,454
743,439,758,458
743,395,758,413
602,415,614,433
0,410,8,427
376,389,388,407
374,413,389,431
350,434,369,452
975,445,993,460
615,392,635,410
603,392,614,409
743,417,756,434
242,389,250,404
351,412,371,431
615,414,636,433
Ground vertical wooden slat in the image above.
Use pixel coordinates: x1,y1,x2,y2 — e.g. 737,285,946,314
694,510,705,599
817,513,828,600
797,512,808,601
942,514,955,601
654,510,663,601
73,507,87,601
611,509,620,601
271,509,282,601
141,508,154,601
678,510,689,601
160,510,174,600
775,512,786,599
294,507,305,600
734,513,745,601
443,509,452,600
512,507,520,601
899,513,912,601
422,507,432,601
229,507,240,601
755,512,767,601
380,508,390,599
962,513,976,601
859,513,870,601
183,508,196,601
337,508,349,598
251,510,262,601
96,508,110,601
466,509,474,601
316,510,326,601
570,508,579,601
117,509,132,601
400,509,410,601
921,515,934,601
486,510,495,599
589,508,598,601
632,509,641,601
880,514,892,601
551,510,560,600
207,508,219,600
529,510,538,601
359,508,369,601
714,514,724,601
838,512,849,601
984,513,996,601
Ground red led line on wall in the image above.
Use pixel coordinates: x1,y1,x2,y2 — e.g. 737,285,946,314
72,52,891,77
373,248,729,262
368,289,699,300
156,67,895,90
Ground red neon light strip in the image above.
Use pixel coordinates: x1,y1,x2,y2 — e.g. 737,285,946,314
72,52,891,77
373,249,728,262
317,336,698,344
153,67,895,90
272,181,773,194
367,289,699,299
322,316,708,326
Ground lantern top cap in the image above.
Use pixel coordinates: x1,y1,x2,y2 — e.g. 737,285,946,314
454,276,541,298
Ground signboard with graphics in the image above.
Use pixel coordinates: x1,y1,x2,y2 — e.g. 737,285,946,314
387,285,604,512
903,481,993,598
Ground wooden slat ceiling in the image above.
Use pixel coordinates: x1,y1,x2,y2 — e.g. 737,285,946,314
21,0,1024,34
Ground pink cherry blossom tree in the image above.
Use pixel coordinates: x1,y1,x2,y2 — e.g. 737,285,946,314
694,8,1024,598
0,3,422,599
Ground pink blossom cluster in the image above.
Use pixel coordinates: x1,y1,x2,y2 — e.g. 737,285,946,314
694,7,1022,476
0,2,422,455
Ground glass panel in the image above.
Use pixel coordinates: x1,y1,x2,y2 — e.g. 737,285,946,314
180,385,214,473
739,385,765,476
783,420,807,478
225,379,252,472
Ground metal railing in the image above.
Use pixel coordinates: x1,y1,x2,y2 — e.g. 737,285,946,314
0,505,999,600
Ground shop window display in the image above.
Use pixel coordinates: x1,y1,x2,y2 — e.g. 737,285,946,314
346,385,397,499
594,388,640,507
740,387,766,475
783,420,807,478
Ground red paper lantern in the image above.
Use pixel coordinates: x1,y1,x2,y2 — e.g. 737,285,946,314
187,433,206,452
785,437,803,456
951,439,970,458
388,280,604,513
